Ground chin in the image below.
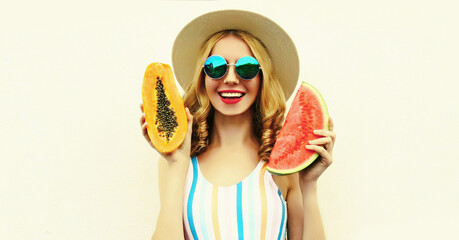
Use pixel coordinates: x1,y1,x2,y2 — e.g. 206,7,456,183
217,108,248,116
211,97,255,117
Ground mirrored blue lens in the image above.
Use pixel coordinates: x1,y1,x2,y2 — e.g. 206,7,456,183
235,56,260,80
203,55,227,79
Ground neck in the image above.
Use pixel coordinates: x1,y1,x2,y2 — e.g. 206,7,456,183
210,109,258,149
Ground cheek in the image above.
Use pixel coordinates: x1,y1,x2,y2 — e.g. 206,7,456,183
250,77,261,95
205,77,218,95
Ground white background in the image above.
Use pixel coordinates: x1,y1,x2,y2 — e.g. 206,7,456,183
1,0,458,239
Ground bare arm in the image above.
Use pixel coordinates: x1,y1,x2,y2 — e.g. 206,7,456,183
285,173,304,240
300,181,325,240
287,174,326,240
299,117,336,240
153,157,189,240
140,103,193,240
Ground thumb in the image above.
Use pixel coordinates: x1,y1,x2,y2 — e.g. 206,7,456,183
185,107,193,136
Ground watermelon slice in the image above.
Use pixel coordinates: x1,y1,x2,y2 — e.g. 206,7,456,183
267,81,329,175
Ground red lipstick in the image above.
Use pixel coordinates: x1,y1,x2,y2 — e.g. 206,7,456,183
218,90,245,104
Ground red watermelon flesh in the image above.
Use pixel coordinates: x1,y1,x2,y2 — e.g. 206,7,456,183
267,81,329,175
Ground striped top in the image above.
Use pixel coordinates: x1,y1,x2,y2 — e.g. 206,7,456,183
183,156,287,240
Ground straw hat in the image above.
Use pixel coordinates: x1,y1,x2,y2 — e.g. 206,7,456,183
172,9,299,100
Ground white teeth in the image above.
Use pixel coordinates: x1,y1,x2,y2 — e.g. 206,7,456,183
219,92,244,98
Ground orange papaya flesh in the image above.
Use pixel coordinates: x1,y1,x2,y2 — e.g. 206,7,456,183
142,63,187,153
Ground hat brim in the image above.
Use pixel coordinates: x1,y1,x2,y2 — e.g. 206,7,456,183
172,9,299,100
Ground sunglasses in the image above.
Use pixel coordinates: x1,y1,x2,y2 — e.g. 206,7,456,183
203,55,262,80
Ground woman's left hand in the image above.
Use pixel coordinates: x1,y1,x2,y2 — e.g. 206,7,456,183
299,117,336,184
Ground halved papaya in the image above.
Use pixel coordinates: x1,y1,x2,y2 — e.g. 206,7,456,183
142,63,187,153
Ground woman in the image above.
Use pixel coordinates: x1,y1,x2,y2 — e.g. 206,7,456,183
140,10,336,240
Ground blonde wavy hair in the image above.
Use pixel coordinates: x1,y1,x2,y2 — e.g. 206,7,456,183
182,30,286,162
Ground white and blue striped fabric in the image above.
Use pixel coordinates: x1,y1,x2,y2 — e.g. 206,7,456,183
183,156,287,240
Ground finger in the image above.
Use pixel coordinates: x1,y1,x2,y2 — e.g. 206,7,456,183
308,136,332,145
142,121,148,132
305,145,333,165
142,122,151,139
308,139,334,155
141,123,155,149
313,129,336,141
140,113,145,124
329,117,334,131
185,107,193,123
185,107,193,137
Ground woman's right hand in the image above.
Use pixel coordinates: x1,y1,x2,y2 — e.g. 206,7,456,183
142,103,192,239
139,103,193,164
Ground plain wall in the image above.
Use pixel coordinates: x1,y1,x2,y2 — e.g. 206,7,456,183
1,0,458,239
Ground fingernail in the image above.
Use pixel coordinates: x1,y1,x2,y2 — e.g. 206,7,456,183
305,145,312,149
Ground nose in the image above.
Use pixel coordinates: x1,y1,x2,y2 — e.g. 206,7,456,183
223,65,239,85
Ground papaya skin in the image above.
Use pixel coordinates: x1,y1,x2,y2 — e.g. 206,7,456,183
141,63,188,153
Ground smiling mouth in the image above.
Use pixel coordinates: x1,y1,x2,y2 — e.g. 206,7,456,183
218,92,246,99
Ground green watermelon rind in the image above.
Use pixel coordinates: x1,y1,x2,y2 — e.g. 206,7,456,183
266,81,329,175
